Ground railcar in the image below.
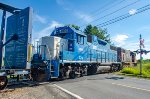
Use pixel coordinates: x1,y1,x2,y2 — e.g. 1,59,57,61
34,26,122,80
0,7,33,90
117,47,137,66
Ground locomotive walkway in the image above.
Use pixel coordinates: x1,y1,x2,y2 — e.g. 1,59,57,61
53,74,150,99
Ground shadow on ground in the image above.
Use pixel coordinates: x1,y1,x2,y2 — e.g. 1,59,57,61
105,76,124,80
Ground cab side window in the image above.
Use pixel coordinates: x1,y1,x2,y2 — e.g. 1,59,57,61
77,35,84,44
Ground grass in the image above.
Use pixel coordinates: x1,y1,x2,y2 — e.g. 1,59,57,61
119,61,150,78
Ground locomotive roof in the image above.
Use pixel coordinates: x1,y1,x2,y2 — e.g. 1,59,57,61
68,26,87,36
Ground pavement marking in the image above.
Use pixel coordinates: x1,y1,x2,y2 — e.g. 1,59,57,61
131,77,150,81
54,84,84,99
112,83,150,92
113,74,150,81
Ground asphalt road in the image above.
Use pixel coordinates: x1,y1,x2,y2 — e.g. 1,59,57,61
53,74,150,99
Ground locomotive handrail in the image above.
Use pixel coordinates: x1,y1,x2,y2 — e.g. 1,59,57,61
56,41,68,62
46,45,51,60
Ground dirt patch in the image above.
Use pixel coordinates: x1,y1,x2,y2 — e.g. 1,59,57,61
0,83,75,99
45,85,76,99
0,85,53,99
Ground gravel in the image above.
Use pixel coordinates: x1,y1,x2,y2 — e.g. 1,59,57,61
0,82,75,99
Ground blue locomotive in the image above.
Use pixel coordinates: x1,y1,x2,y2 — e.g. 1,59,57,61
34,26,122,80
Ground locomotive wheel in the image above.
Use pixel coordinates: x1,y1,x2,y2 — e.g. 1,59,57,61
80,70,83,77
58,67,66,80
87,65,97,75
31,68,39,81
113,65,119,72
0,76,8,90
58,71,64,80
69,71,76,79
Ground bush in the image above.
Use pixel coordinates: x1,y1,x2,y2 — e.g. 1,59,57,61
121,62,150,78
121,67,140,75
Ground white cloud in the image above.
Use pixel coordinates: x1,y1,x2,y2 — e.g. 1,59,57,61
136,52,150,60
145,40,150,43
56,0,92,23
128,41,150,59
112,34,129,46
142,53,150,59
33,14,47,24
56,0,65,6
32,21,63,50
124,42,138,50
112,34,150,59
129,9,137,15
56,0,71,11
75,12,93,23
122,41,150,60
34,21,63,39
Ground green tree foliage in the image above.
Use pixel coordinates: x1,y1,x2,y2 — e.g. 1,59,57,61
84,24,110,43
67,24,80,30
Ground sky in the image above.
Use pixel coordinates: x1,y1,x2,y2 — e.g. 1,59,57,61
0,0,150,59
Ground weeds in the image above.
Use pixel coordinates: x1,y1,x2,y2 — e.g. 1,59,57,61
121,61,150,78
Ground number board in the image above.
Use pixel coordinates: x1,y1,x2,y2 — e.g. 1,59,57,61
4,7,32,69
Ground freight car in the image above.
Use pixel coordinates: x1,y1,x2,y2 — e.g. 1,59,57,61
0,4,33,90
117,47,137,66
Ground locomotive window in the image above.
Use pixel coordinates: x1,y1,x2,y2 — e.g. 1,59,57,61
80,36,84,44
70,33,73,39
77,35,84,44
102,52,105,59
77,35,80,43
99,52,101,57
98,40,107,46
87,35,92,43
60,28,68,33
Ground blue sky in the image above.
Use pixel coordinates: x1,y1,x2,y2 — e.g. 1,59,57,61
0,0,150,59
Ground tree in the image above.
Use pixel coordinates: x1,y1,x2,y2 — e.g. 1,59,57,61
84,24,110,43
67,24,80,30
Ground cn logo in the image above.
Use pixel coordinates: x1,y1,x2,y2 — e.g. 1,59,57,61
79,56,83,60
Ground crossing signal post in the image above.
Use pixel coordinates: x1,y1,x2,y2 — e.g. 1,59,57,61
139,34,142,76
134,34,150,76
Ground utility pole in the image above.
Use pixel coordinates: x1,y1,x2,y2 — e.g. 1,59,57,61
139,34,142,76
134,34,150,76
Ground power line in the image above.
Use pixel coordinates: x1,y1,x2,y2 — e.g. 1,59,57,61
72,0,125,24
88,0,118,15
80,0,140,27
95,4,150,27
90,0,125,18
